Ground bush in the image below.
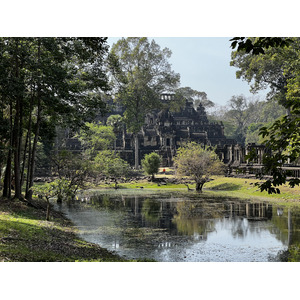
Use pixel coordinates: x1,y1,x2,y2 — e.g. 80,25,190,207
141,152,161,181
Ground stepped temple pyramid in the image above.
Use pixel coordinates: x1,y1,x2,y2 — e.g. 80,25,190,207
62,93,300,177
98,94,239,167
52,93,300,179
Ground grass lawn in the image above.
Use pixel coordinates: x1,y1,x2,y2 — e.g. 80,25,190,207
0,197,128,262
204,176,300,204
97,169,300,205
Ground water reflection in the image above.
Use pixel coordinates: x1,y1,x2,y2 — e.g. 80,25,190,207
58,191,300,262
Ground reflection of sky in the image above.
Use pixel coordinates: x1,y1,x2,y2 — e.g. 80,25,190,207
146,218,286,262
56,198,288,262
207,217,283,247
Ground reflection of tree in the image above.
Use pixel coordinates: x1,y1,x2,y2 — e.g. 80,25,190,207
141,198,161,223
88,193,126,211
172,201,224,236
270,206,300,246
230,218,248,239
172,215,213,237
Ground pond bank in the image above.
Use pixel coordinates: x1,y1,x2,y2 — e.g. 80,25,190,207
61,188,300,262
1,175,299,262
95,175,300,205
0,197,129,262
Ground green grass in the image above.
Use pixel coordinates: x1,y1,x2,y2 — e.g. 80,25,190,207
96,174,300,205
204,176,300,204
0,198,128,262
3,173,299,262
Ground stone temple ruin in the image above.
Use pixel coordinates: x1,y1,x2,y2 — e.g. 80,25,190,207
61,93,300,177
101,94,237,166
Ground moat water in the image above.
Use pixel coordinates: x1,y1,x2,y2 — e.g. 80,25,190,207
56,189,300,262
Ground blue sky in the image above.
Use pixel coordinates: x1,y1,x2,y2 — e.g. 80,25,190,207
107,37,267,106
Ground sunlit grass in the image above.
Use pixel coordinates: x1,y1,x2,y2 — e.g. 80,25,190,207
0,199,127,262
204,176,300,203
95,173,300,205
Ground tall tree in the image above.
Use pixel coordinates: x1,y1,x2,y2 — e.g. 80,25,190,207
108,37,180,169
230,38,300,113
225,95,251,144
0,37,110,200
106,114,124,155
230,37,300,193
176,87,215,110
78,122,116,158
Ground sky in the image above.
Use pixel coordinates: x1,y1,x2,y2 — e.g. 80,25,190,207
107,37,267,106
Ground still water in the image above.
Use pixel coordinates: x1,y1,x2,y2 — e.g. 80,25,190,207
56,189,300,262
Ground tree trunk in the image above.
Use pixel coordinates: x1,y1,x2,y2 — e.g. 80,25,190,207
195,181,204,193
25,40,42,201
2,102,13,199
134,134,139,169
3,151,12,198
151,173,155,181
11,100,22,199
12,40,22,199
114,139,117,156
21,127,29,189
12,99,21,199
22,91,34,191
46,198,50,221
25,96,34,195
25,97,42,201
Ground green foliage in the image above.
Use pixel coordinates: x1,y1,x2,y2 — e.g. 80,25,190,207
176,87,214,110
174,142,225,192
230,38,300,107
230,37,293,55
287,244,300,262
245,122,267,144
51,150,94,193
32,178,76,202
255,115,300,193
94,150,130,188
231,37,300,194
78,122,115,158
0,37,110,200
211,95,286,145
31,181,60,200
108,37,180,168
109,37,180,134
106,114,124,134
141,152,161,180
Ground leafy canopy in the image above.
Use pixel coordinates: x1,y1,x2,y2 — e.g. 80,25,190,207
231,37,300,193
78,122,115,158
108,37,181,134
174,142,225,192
141,152,161,180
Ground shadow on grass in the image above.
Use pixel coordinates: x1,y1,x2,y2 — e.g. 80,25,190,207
207,183,242,191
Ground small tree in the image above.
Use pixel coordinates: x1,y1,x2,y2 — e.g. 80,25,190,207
94,150,130,189
31,181,59,221
50,150,94,201
31,178,74,220
141,152,161,181
174,142,225,192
